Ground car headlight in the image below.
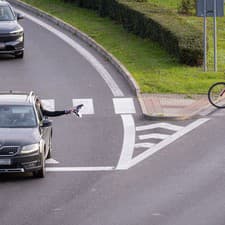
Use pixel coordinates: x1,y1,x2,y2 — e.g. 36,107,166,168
10,29,24,36
21,144,39,154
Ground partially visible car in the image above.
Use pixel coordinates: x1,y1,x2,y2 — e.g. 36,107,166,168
0,0,24,58
0,91,53,178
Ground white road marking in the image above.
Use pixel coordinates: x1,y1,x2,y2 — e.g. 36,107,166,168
136,123,183,132
72,99,94,115
41,99,55,111
15,8,124,97
113,98,136,114
128,118,210,168
134,143,155,148
46,167,114,172
46,158,59,164
116,115,136,170
139,133,169,140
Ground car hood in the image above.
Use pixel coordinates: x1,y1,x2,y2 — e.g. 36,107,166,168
0,21,23,34
0,128,40,146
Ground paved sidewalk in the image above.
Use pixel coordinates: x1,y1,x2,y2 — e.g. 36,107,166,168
138,94,216,120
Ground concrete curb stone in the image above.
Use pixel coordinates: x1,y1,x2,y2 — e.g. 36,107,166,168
9,0,216,120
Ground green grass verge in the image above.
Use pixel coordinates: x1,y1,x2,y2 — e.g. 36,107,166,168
21,0,225,94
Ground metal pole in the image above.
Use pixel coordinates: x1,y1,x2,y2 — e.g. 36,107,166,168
213,0,217,72
203,0,207,72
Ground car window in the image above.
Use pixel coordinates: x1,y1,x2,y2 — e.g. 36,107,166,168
0,105,37,128
0,6,15,21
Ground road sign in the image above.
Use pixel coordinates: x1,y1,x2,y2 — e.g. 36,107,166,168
197,0,224,17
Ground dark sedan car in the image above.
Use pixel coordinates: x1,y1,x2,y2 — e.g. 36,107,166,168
0,91,53,178
0,1,24,58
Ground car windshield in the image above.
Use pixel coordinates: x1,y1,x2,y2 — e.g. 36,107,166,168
0,6,15,21
0,105,37,128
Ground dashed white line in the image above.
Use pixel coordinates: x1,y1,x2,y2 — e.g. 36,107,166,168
113,98,136,114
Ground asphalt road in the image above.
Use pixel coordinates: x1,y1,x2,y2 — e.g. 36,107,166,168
1,6,225,225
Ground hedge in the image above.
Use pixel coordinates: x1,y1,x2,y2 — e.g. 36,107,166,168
63,0,203,66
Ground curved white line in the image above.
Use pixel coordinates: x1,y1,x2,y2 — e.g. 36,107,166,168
116,115,135,170
16,8,124,97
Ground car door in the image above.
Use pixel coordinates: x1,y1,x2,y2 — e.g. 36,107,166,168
35,101,51,158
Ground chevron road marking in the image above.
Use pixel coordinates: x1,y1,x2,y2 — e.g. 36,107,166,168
139,133,169,140
134,143,155,148
136,123,183,132
128,118,210,169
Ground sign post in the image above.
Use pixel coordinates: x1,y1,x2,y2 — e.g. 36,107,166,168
197,0,224,72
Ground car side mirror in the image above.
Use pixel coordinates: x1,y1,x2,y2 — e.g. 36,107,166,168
41,119,52,128
17,13,24,20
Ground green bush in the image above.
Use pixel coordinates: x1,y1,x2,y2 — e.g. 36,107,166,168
63,0,203,66
178,0,196,15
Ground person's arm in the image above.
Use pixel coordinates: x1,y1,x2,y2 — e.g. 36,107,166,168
41,109,71,117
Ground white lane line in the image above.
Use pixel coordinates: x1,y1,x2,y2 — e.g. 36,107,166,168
129,118,210,168
139,133,169,140
16,8,124,97
134,143,155,148
46,167,114,172
113,98,136,114
41,99,55,111
116,115,135,170
72,99,94,115
136,123,183,132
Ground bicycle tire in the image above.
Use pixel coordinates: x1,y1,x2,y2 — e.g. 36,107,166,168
208,82,225,108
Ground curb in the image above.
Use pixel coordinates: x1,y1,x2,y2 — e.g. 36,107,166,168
9,0,141,95
9,0,215,121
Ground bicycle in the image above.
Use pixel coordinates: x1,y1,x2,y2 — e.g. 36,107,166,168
208,82,225,108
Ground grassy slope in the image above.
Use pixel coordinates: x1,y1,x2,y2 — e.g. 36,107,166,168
21,0,225,94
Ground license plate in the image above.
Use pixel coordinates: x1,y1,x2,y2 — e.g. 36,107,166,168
0,43,5,49
0,159,11,165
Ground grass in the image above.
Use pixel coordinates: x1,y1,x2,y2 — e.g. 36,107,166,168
21,0,225,94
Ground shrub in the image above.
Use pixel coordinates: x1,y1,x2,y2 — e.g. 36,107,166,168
62,0,203,66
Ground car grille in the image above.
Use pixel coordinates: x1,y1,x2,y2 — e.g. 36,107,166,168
0,34,20,42
0,146,19,156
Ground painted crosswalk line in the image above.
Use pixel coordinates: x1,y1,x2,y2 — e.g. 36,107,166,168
41,99,55,111
72,99,94,115
113,98,136,114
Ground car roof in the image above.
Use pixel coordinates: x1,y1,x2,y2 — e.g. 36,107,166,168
0,92,36,105
0,1,10,7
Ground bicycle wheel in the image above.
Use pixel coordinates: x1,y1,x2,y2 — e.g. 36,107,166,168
208,82,225,108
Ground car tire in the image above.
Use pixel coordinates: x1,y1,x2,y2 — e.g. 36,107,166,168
33,153,45,178
15,51,24,59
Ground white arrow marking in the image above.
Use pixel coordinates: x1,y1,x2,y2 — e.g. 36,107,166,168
136,123,183,132
46,158,59,164
139,133,169,140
